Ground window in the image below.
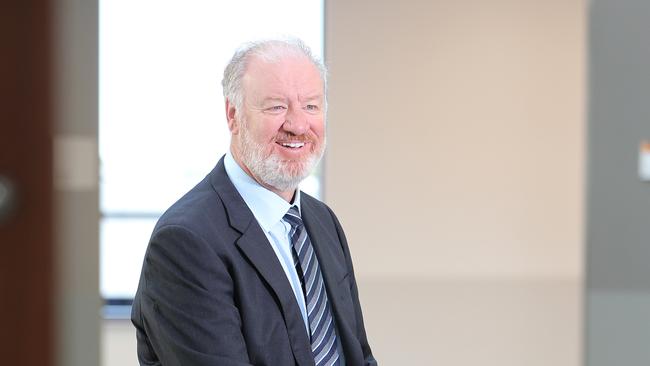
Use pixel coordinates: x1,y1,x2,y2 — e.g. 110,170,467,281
99,0,324,308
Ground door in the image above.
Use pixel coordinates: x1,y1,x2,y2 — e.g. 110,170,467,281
0,1,54,365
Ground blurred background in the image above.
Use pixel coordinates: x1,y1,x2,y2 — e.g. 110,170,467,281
2,0,650,365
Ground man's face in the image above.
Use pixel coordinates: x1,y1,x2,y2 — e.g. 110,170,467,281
230,54,326,193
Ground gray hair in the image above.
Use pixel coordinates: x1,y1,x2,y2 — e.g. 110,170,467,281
221,38,328,114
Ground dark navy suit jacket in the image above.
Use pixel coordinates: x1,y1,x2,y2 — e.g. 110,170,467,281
132,157,377,366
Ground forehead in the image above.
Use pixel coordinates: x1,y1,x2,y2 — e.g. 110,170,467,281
242,55,324,99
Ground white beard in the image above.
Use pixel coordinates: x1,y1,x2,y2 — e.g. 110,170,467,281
237,121,325,192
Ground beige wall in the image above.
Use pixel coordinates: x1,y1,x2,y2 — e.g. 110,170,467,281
325,0,585,281
322,0,585,364
102,0,585,365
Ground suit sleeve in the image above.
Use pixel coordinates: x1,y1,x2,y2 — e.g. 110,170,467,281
327,207,379,366
132,224,253,366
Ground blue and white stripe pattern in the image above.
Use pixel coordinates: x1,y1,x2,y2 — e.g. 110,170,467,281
284,206,341,366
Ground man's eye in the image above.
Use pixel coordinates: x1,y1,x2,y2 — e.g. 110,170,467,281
267,106,287,112
305,105,319,111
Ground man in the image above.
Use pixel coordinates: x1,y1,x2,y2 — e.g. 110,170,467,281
131,38,377,366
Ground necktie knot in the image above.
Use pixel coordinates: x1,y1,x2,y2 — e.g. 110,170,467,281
284,205,303,229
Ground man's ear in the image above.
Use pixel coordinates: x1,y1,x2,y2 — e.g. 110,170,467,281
225,99,239,134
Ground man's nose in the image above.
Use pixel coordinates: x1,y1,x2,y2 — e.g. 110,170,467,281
282,107,309,135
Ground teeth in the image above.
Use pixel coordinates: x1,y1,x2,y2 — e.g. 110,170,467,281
281,142,305,148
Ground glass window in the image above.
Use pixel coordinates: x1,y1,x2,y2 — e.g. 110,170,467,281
99,0,324,302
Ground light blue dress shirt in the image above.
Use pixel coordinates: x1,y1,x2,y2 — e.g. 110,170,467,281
224,153,345,365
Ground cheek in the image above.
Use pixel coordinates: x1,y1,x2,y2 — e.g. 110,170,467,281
251,116,284,141
265,123,286,141
311,119,326,140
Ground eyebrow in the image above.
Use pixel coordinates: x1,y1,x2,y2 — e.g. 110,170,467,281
261,97,287,104
260,94,324,104
301,95,324,103
300,95,324,102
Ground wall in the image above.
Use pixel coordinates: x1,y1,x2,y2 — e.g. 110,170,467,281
325,0,584,281
53,0,101,365
586,1,650,365
324,0,585,364
102,0,586,365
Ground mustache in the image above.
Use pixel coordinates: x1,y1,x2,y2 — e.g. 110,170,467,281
274,132,316,143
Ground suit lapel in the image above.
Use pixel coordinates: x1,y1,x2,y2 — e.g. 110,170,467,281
235,229,314,366
301,199,361,364
209,158,314,366
301,204,347,284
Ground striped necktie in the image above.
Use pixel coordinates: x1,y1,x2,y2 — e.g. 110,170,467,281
284,206,342,366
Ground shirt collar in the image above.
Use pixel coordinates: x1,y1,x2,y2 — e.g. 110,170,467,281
224,152,301,232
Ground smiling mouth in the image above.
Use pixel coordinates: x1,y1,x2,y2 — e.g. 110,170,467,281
277,141,306,149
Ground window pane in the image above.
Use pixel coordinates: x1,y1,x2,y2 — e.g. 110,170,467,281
100,217,158,299
100,0,324,300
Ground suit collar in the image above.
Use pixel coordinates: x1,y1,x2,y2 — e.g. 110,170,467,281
223,152,301,233
209,156,253,234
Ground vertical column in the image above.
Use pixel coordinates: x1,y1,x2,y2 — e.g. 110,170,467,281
52,0,101,365
587,1,650,365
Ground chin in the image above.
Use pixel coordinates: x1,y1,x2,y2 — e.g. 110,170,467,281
237,136,324,193
254,155,316,192
278,159,310,176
